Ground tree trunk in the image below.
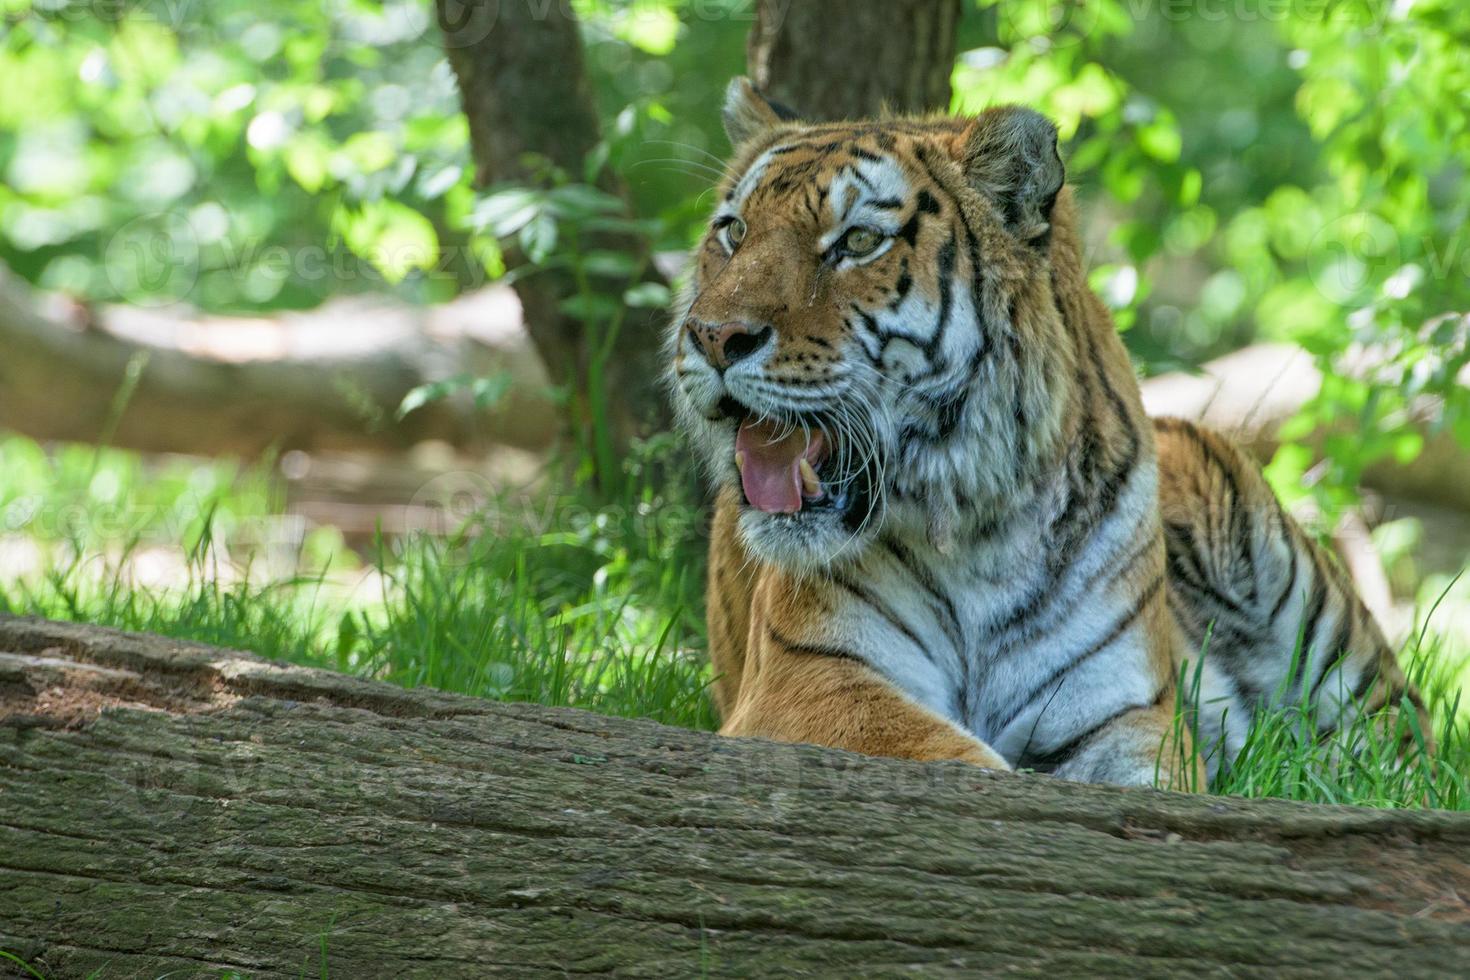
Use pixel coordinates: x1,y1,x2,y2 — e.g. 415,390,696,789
2,617,1467,978
435,0,671,476
748,0,962,120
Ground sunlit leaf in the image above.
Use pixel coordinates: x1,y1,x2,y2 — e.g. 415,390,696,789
624,282,670,308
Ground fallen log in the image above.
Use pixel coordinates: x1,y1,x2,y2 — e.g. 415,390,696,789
1,617,1467,977
0,265,557,457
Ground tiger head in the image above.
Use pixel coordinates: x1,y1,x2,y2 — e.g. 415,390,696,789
669,78,1092,571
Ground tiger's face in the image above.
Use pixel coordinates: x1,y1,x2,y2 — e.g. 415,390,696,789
669,79,1069,570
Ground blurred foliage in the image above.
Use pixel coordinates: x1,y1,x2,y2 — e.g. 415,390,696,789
1,0,1467,510
0,0,745,311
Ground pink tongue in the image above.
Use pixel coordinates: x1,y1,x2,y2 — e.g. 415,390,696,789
736,420,824,514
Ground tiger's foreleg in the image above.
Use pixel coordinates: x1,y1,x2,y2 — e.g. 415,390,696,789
722,627,1010,768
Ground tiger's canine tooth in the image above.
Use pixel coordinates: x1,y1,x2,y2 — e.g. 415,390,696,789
734,451,746,473
799,458,822,497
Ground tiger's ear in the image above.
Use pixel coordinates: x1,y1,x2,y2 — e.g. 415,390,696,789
723,77,800,147
960,106,1065,244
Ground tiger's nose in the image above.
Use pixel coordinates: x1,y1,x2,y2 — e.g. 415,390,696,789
687,319,773,371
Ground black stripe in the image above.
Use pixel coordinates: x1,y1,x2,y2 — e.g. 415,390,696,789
1349,662,1382,705
995,575,1165,734
911,142,994,355
1171,421,1257,605
889,258,913,309
996,517,1160,665
897,208,923,247
1164,522,1249,619
932,235,957,353
986,276,1140,639
1291,548,1330,693
881,536,964,650
845,165,876,194
767,626,863,663
1307,605,1356,702
1020,698,1151,772
831,573,934,663
932,388,969,440
1268,499,1301,623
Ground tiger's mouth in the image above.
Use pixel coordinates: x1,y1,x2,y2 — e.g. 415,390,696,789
734,416,837,515
714,402,865,521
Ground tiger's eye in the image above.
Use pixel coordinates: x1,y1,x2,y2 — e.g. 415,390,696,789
726,217,747,248
843,227,883,257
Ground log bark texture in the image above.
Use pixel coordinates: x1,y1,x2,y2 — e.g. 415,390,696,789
748,0,963,120
1,617,1468,977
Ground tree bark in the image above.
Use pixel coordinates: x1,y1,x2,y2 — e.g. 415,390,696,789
0,264,556,457
748,0,962,120
2,616,1467,978
435,0,671,472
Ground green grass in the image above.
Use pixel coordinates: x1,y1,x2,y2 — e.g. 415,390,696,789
0,432,716,730
1159,616,1468,808
1,430,1466,809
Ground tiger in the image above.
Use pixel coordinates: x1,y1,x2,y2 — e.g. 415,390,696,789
667,77,1429,788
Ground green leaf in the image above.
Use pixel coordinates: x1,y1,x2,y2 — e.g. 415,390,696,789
583,140,611,185
582,250,639,278
283,132,332,193
547,184,623,220
471,373,512,410
471,188,543,237
519,213,558,264
559,294,622,322
1178,168,1202,208
418,165,463,200
370,200,438,283
397,374,473,420
338,131,397,174
624,282,671,308
1136,120,1181,163
613,6,679,55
